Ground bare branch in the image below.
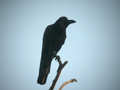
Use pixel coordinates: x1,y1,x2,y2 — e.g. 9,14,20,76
49,56,68,90
59,78,77,90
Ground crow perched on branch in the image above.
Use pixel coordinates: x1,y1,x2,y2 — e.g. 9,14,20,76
37,16,76,85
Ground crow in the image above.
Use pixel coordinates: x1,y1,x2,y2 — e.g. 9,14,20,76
37,16,76,85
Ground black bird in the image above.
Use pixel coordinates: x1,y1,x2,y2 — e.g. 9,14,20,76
37,16,76,85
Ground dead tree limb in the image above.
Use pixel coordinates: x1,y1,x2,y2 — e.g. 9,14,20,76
49,56,68,90
59,78,77,90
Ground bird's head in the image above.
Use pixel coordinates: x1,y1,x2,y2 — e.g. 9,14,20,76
55,16,76,28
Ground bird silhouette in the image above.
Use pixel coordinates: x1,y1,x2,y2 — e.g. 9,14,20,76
37,16,76,85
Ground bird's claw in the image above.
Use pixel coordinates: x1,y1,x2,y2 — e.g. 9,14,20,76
55,55,60,60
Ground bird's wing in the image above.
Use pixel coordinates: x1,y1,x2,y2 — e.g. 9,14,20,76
38,25,54,84
41,25,54,66
41,25,66,61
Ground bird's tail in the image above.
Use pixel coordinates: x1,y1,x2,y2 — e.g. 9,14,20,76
37,59,52,85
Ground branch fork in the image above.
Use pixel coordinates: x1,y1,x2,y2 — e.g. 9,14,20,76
49,55,77,90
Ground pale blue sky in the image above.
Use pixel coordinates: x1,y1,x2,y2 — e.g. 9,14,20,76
0,0,120,90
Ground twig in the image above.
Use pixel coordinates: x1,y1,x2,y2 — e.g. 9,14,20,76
59,78,77,90
49,56,68,90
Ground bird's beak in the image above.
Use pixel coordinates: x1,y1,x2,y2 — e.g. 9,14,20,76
68,20,76,24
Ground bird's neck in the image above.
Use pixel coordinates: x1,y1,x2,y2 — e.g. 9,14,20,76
54,23,67,34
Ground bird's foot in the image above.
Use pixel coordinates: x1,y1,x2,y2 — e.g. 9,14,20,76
55,55,62,65
55,55,60,61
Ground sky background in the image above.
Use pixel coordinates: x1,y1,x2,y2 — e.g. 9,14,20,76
0,0,120,90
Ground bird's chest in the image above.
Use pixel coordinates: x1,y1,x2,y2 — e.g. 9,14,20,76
54,31,66,43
